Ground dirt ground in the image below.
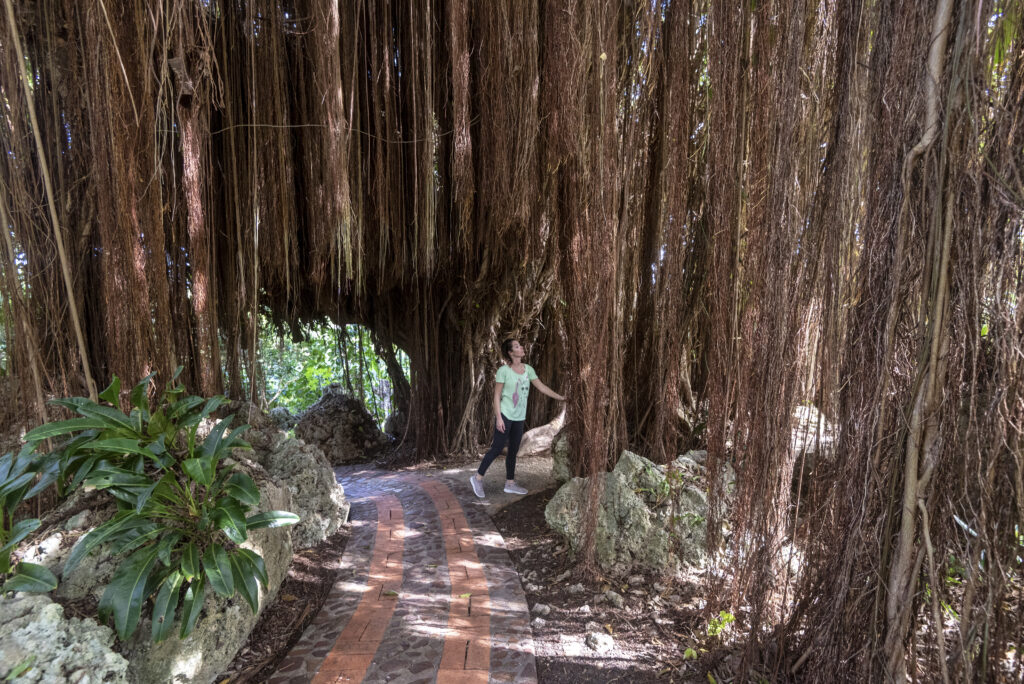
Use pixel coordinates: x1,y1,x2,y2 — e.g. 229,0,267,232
216,528,350,683
490,485,711,684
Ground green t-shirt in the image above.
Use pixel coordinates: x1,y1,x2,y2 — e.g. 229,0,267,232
496,364,537,422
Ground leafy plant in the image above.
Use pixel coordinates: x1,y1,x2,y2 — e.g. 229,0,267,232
4,655,35,681
25,372,299,642
0,445,58,593
706,610,736,637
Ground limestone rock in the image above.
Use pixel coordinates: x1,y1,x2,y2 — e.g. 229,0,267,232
269,406,299,430
545,450,730,576
585,630,614,653
245,430,350,549
218,403,349,548
551,431,571,484
295,384,388,464
0,593,128,684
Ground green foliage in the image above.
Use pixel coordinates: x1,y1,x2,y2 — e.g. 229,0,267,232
706,610,735,637
23,372,298,642
5,655,35,681
0,445,59,593
259,319,408,425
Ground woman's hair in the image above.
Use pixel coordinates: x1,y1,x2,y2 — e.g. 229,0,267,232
501,338,517,363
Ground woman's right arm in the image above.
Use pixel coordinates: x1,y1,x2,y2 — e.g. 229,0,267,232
493,382,505,433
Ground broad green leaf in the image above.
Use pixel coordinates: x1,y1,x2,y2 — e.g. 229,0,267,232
151,570,184,643
214,500,248,544
86,438,155,459
200,544,233,597
209,466,234,496
23,418,112,442
2,562,58,593
0,519,41,558
65,512,146,573
220,425,252,453
234,548,268,586
146,435,167,456
182,458,214,487
130,373,156,413
24,456,59,500
133,477,163,513
59,428,101,456
200,417,233,461
147,409,168,438
0,451,13,481
99,377,121,405
245,511,300,529
130,409,144,435
167,396,204,422
223,473,260,507
157,531,183,566
75,404,135,433
178,396,225,429
68,454,104,490
179,578,205,639
83,467,155,499
112,524,163,556
98,546,160,640
229,551,260,613
202,545,234,598
180,542,201,580
0,472,34,501
198,396,227,421
47,397,90,412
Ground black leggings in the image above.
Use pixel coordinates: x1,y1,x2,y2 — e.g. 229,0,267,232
478,414,525,480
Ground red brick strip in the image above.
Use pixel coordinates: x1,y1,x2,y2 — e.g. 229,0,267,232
417,479,490,684
311,495,403,684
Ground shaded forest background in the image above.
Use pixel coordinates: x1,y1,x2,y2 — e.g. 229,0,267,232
1,0,1023,680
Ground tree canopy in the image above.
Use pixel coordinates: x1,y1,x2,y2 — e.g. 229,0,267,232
2,0,1023,680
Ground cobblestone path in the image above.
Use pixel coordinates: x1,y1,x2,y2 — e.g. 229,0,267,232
269,468,538,684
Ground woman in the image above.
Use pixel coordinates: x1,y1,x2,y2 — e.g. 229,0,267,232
470,338,565,497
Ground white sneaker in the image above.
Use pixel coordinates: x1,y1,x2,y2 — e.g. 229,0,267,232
503,482,528,495
470,475,486,498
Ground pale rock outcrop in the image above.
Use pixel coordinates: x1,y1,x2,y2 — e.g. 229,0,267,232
551,431,571,484
245,430,350,549
545,450,733,575
295,385,388,464
0,593,128,684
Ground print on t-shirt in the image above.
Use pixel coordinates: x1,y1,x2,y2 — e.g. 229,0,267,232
512,376,529,408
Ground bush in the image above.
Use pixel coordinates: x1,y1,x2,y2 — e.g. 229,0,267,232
0,446,58,592
18,371,298,642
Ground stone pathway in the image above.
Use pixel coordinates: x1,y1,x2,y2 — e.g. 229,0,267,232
269,467,538,684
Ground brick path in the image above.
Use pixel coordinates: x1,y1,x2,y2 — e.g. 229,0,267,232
269,468,537,684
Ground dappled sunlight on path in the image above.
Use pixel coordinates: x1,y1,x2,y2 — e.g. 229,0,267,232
268,468,537,684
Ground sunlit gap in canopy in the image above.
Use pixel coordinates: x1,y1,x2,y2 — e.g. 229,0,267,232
252,317,410,430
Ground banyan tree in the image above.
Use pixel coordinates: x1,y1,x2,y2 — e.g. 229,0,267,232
2,0,1022,680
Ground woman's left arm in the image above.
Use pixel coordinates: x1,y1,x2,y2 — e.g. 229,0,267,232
531,378,566,402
